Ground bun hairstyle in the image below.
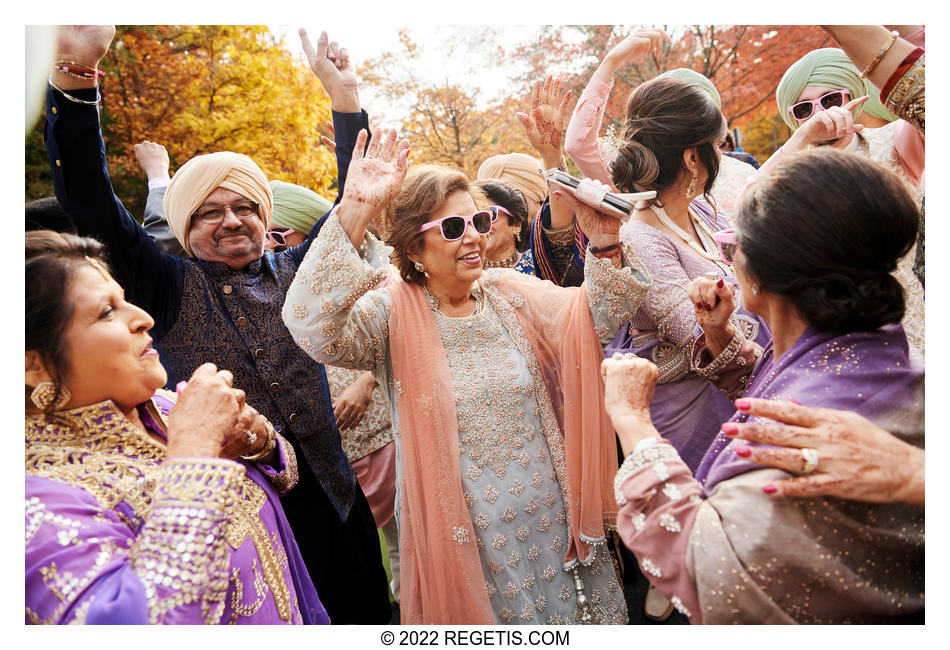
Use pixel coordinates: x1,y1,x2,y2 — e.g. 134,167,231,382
737,149,919,336
26,230,111,412
611,77,725,208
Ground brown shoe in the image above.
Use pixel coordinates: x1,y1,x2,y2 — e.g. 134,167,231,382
644,585,675,621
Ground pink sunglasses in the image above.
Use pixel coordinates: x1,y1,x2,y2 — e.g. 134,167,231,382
267,228,297,247
713,228,737,265
417,210,494,241
788,89,850,122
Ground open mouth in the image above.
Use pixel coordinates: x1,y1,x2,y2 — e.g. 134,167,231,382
141,340,158,357
458,251,481,265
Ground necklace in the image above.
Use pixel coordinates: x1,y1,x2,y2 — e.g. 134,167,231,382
650,204,724,264
485,250,521,269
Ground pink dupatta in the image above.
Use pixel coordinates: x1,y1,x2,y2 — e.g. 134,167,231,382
388,271,619,624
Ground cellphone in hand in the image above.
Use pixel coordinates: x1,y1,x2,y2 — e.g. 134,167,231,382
548,171,656,218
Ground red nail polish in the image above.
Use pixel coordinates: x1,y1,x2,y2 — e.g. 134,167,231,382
788,398,802,405
734,399,751,410
695,301,703,309
721,422,739,436
716,278,724,288
762,484,778,494
734,445,751,457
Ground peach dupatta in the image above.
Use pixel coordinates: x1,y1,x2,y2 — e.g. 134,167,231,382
388,271,619,624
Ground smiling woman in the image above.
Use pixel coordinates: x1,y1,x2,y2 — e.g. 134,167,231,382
283,129,655,624
25,230,328,625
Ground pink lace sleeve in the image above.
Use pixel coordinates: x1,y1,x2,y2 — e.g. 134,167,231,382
614,438,704,623
564,75,616,187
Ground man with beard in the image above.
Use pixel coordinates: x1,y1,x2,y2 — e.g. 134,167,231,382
43,24,391,623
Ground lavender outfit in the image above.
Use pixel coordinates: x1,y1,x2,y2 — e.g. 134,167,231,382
26,393,328,625
608,201,770,470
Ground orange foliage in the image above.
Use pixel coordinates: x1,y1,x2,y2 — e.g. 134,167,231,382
98,25,337,215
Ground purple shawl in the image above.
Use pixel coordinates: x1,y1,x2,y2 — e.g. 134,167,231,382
694,323,924,495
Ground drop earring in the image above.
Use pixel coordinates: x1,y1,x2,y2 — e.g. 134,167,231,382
413,261,429,278
685,173,698,199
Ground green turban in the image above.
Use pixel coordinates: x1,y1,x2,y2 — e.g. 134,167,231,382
269,180,333,233
658,68,721,109
776,48,872,130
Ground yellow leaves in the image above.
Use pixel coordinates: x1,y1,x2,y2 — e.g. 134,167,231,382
100,25,339,216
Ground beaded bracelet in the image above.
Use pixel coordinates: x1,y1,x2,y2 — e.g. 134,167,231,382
860,30,900,79
52,59,105,80
48,76,101,105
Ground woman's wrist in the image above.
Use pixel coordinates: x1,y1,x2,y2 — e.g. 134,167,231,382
704,322,737,358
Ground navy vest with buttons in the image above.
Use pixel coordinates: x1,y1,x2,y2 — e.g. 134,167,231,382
156,252,356,519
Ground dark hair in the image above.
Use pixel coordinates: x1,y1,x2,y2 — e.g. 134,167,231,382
737,149,919,335
383,165,472,285
473,180,530,252
26,197,76,234
611,77,725,209
26,230,110,412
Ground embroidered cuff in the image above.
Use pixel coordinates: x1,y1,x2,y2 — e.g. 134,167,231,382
263,434,298,496
130,458,243,623
614,438,679,505
690,327,744,381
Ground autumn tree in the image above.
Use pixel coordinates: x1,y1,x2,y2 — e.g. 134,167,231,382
506,25,832,159
358,29,536,177
26,25,337,218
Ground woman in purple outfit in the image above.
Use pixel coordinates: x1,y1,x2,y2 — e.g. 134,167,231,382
25,230,327,625
605,149,923,623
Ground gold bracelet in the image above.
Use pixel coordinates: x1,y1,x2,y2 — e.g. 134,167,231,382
242,420,277,462
861,30,900,79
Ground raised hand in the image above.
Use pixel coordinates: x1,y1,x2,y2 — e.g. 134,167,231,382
220,403,270,460
516,75,572,164
601,354,662,454
686,275,737,355
722,398,925,507
299,28,359,112
52,25,115,89
550,179,622,249
597,28,672,82
133,140,170,181
338,128,410,248
784,95,869,153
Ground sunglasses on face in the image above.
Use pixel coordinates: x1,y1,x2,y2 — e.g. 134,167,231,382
417,210,494,241
487,205,511,222
713,228,737,265
266,228,297,248
789,89,851,122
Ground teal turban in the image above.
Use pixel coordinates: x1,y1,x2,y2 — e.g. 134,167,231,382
776,48,874,130
269,180,333,233
658,68,721,109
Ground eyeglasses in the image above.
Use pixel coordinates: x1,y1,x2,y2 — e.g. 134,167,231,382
713,228,737,265
788,89,851,122
266,228,297,248
192,201,259,225
417,210,494,241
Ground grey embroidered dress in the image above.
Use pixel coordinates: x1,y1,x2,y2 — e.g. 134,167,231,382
283,211,650,624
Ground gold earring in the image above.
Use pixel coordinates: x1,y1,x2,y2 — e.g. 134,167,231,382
686,173,698,199
30,382,71,411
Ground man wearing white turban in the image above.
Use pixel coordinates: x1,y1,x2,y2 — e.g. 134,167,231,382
44,25,392,624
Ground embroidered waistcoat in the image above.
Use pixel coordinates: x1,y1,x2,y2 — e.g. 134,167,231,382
155,251,356,518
